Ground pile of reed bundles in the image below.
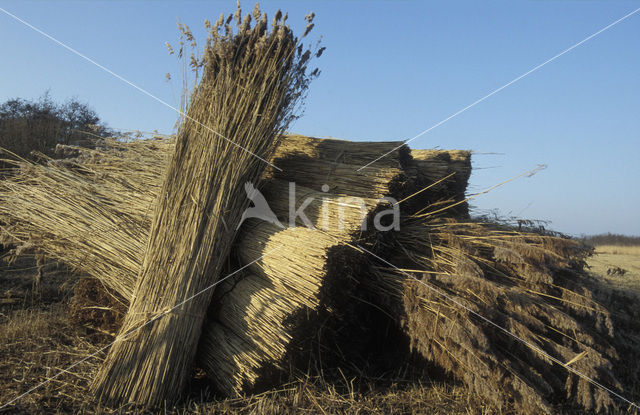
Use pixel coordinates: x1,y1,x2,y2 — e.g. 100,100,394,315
0,133,469,396
2,134,639,413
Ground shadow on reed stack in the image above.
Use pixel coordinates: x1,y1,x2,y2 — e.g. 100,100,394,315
90,5,321,407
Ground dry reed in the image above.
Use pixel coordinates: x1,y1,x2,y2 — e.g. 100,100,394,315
91,5,320,406
0,134,455,397
361,216,638,414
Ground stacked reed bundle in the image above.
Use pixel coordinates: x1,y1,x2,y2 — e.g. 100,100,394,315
0,150,370,398
91,6,320,406
0,136,431,397
200,220,364,395
0,154,153,299
56,134,472,207
362,216,639,414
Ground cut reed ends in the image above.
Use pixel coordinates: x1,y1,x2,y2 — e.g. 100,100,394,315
201,220,364,396
90,6,320,406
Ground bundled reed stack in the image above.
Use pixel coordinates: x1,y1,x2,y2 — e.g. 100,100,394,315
2,138,639,411
54,133,472,212
0,148,374,398
91,6,320,406
1,138,439,397
363,216,639,414
200,220,365,395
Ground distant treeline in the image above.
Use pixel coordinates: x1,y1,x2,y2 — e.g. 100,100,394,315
580,233,640,247
0,92,110,161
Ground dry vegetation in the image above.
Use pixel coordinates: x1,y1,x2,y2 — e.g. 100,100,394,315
587,244,640,297
1,136,639,412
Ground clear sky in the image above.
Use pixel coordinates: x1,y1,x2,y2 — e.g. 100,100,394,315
0,1,638,236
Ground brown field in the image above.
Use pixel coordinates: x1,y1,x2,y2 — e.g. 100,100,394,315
587,245,640,293
1,244,638,414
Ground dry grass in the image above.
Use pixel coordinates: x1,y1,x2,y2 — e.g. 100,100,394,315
594,245,640,256
587,244,640,298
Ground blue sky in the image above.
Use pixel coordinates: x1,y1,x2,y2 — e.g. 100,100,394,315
0,1,638,236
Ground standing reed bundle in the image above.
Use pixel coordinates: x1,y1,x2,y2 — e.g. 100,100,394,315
91,6,320,406
362,217,638,414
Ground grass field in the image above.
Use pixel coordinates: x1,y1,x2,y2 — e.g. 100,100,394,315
1,245,638,414
587,245,640,294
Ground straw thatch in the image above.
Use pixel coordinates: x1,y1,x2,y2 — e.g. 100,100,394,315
91,6,320,406
360,216,639,413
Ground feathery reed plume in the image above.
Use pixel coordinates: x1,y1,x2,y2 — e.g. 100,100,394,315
90,5,319,406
